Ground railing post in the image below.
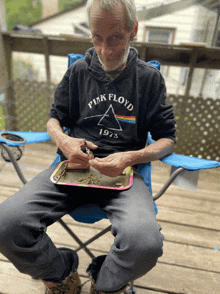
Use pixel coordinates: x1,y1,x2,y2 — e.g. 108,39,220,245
43,36,51,85
0,33,16,130
184,48,198,97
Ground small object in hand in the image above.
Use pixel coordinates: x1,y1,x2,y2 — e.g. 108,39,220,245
83,139,90,156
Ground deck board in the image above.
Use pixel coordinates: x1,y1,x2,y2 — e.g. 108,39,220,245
0,142,220,294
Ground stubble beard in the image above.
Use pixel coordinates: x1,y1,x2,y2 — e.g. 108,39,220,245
98,46,130,72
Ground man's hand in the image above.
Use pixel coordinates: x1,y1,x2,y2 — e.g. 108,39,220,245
47,118,98,168
89,138,176,177
59,136,98,167
89,152,130,177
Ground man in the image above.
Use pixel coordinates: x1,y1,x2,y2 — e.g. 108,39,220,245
0,1,176,294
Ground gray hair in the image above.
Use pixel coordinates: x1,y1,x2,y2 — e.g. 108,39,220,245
86,0,137,31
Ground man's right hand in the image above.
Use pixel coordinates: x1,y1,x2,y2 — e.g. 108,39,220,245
58,135,98,165
47,118,98,167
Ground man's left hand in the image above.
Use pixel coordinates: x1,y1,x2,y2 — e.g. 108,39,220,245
89,153,130,177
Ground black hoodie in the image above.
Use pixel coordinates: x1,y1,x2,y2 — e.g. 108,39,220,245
50,47,176,158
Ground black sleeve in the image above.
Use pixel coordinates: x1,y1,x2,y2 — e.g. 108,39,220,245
50,67,77,129
147,71,176,143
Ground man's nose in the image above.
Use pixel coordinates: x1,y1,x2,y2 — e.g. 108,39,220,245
101,41,113,56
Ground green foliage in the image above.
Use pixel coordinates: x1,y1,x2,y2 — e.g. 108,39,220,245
59,0,84,11
5,0,42,31
5,0,85,31
0,103,5,130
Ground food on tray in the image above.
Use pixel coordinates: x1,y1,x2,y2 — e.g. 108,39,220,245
78,175,100,185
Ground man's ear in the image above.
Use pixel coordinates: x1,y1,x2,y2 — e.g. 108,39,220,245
130,21,138,41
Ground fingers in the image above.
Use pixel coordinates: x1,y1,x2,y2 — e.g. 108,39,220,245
64,138,98,164
89,158,121,177
86,141,98,150
68,138,98,166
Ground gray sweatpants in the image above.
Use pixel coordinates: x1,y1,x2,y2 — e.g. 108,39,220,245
0,164,164,292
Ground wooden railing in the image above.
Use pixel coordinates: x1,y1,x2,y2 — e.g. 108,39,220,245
0,32,220,160
2,31,220,89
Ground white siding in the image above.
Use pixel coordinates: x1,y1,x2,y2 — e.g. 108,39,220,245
33,6,87,36
137,5,197,44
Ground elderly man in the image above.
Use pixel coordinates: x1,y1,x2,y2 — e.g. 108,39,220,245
0,0,176,294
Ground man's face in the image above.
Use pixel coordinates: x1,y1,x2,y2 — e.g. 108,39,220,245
90,2,137,72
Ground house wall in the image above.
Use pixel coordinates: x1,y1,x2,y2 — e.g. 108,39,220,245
136,3,198,94
33,6,87,36
42,0,59,19
135,2,219,98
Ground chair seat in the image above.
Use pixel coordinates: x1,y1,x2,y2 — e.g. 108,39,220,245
70,204,108,224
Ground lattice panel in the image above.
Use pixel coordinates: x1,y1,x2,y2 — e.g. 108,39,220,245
3,80,220,161
167,95,220,161
6,79,57,132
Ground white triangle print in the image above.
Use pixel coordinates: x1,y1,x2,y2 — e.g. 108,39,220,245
98,104,122,131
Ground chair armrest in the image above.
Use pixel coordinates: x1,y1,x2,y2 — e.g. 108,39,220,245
161,153,220,170
147,132,220,170
0,131,51,146
152,153,220,199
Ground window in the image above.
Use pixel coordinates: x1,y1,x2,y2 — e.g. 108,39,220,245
143,26,175,44
143,26,175,76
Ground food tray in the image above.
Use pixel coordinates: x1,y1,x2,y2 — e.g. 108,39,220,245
50,161,133,190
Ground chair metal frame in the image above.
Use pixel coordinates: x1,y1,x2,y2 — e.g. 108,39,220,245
0,139,185,260
0,139,185,294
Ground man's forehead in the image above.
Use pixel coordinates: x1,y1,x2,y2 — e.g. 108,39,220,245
91,22,124,33
90,1,126,22
90,7,128,33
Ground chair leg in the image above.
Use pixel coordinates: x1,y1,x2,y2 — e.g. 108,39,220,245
58,219,112,260
58,219,112,258
58,219,96,259
75,225,112,253
124,281,137,294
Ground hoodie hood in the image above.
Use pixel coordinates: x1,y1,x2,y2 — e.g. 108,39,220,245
85,47,139,82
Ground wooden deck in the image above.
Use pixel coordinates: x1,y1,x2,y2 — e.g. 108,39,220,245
0,142,219,294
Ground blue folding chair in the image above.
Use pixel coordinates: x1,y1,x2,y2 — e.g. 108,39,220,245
0,130,220,255
1,130,220,294
1,54,220,293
